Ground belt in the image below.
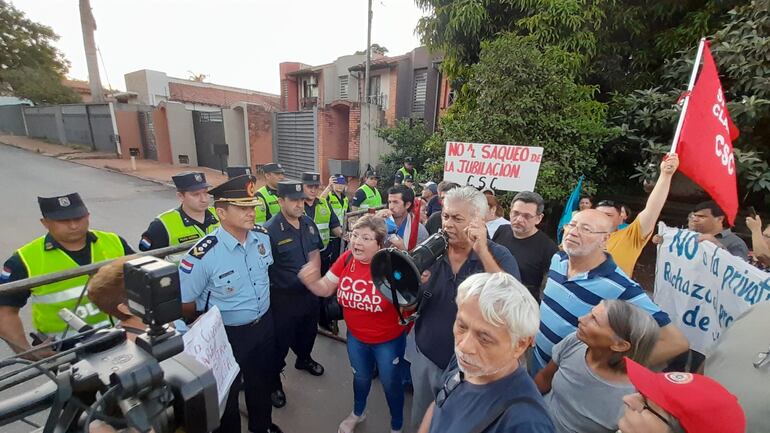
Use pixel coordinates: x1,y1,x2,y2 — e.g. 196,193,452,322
226,313,267,328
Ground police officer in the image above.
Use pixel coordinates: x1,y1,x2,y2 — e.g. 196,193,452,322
179,175,281,433
0,193,133,356
255,162,286,224
321,174,349,265
265,180,325,409
394,157,417,185
351,170,383,211
138,172,219,251
302,172,343,271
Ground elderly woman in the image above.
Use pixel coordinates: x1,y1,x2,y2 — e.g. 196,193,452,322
485,194,509,238
619,358,745,433
534,300,660,433
299,215,410,433
87,256,146,338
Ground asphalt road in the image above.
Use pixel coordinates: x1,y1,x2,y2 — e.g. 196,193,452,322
0,145,401,433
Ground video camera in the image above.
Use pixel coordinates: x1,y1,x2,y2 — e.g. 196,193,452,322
0,256,219,433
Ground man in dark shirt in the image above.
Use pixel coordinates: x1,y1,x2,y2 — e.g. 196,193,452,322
425,181,460,235
417,272,554,433
411,186,520,428
492,191,558,301
420,181,442,217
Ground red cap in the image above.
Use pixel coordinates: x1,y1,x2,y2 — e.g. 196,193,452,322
625,357,745,433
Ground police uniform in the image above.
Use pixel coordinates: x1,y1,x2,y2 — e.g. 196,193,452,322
352,170,383,209
138,172,219,251
394,158,417,185
178,175,281,433
264,180,325,408
326,174,349,266
255,163,285,225
0,193,133,337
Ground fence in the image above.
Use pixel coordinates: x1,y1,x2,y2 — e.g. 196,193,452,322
0,105,27,135
22,104,117,152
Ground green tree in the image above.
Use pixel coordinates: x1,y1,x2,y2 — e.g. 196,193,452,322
377,119,433,188
0,1,80,104
421,34,616,200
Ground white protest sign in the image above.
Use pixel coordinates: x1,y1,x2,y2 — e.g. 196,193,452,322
443,141,544,191
653,223,770,355
182,306,239,414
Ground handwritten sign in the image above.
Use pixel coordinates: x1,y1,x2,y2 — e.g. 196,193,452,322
183,306,239,414
653,223,770,355
443,141,544,192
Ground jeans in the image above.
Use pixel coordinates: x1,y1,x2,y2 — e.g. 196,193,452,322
346,330,407,430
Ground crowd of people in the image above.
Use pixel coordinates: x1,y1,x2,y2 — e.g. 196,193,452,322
0,154,767,433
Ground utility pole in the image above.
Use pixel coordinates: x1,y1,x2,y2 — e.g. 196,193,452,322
80,0,104,103
364,0,372,103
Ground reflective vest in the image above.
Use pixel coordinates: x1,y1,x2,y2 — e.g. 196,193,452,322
309,198,333,247
255,186,280,224
157,207,219,245
16,231,125,335
327,193,348,235
357,184,382,209
397,166,417,182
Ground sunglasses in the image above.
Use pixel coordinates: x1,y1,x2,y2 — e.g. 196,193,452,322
435,371,463,408
642,396,671,428
596,200,622,212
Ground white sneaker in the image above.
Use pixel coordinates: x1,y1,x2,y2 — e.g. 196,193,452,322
338,412,366,433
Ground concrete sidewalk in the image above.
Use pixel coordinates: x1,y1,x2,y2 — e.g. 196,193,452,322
0,134,229,188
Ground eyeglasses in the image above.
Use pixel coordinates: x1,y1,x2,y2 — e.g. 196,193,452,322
565,222,608,235
435,371,463,408
349,232,376,243
642,396,672,428
596,200,622,211
511,210,538,221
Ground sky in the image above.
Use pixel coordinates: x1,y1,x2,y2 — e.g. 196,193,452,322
11,0,428,94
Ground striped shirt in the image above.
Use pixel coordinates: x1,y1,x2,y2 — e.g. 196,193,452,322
532,252,671,373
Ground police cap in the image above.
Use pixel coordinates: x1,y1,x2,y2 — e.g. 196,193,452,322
208,175,260,207
172,171,210,192
277,180,308,200
38,193,89,220
226,166,252,179
262,163,285,174
301,172,321,186
333,174,346,185
365,170,380,179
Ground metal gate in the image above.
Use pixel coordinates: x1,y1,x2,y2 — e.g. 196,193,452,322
272,109,317,179
192,110,227,171
137,110,158,160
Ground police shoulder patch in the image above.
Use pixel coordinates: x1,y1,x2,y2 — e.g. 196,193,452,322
251,224,268,234
188,235,218,259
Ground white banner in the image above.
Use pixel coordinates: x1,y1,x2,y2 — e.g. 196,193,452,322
182,306,240,413
653,223,770,355
443,141,543,192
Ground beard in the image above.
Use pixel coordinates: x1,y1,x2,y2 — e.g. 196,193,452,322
454,348,511,379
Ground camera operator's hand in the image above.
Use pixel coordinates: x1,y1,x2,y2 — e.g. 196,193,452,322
465,217,488,254
298,261,322,287
89,420,145,433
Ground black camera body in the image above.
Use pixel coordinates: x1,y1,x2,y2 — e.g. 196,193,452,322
0,256,220,433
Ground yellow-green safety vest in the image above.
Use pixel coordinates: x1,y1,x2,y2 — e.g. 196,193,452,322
309,198,333,247
357,184,382,209
397,166,417,182
255,186,280,224
16,230,125,335
327,193,348,235
157,207,220,245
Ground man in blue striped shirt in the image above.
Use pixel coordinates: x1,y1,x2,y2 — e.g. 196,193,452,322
531,209,689,373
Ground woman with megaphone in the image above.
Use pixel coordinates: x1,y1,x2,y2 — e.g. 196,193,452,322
298,215,411,433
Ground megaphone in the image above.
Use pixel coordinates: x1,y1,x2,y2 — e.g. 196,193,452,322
370,230,449,322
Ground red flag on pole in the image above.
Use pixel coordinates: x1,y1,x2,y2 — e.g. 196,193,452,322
675,41,740,225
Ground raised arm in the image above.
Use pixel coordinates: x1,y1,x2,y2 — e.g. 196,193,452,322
637,153,680,237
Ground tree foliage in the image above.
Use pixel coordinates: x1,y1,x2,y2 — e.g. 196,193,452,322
414,35,615,200
0,1,79,104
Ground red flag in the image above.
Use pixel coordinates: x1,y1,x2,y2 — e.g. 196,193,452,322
676,41,740,225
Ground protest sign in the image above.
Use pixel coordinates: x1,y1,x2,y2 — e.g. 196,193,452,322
183,306,239,414
443,141,543,192
654,223,770,355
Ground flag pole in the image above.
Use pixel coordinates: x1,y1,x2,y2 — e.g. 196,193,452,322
670,37,706,154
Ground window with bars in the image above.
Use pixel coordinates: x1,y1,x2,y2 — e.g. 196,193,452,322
412,69,427,117
339,75,349,100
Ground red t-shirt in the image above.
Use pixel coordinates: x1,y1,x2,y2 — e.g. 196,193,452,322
326,250,408,344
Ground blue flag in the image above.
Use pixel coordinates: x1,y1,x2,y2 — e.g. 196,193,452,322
557,176,584,243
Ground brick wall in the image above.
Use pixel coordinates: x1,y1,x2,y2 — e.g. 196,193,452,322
385,66,398,127
348,103,361,160
317,105,351,180
168,82,280,110
114,110,144,159
247,104,273,166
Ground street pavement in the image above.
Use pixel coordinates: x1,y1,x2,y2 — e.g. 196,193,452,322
0,144,404,433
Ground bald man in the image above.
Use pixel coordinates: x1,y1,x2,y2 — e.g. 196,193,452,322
531,209,688,374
